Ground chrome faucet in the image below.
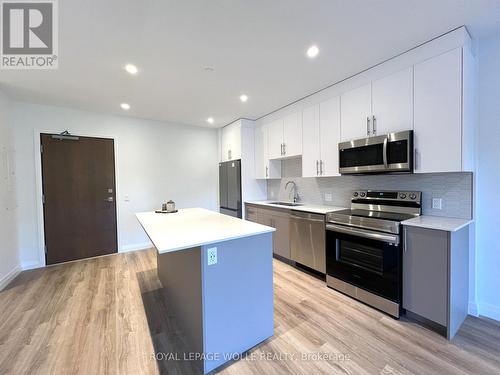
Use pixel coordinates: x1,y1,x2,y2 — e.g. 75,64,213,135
285,181,300,203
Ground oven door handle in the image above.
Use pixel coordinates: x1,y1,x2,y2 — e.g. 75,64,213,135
326,223,399,245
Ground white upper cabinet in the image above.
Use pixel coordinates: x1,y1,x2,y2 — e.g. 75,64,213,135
340,83,372,141
319,96,341,176
414,48,462,173
302,97,341,177
254,28,474,178
267,119,284,160
255,124,281,179
283,112,302,157
221,122,241,162
254,125,268,179
372,67,414,135
267,111,302,159
302,105,321,178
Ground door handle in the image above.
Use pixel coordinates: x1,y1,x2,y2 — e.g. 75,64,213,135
326,223,399,245
383,136,388,169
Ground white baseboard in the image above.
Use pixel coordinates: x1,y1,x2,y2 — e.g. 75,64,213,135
119,242,153,253
21,260,42,270
468,301,479,317
478,302,500,322
0,265,22,291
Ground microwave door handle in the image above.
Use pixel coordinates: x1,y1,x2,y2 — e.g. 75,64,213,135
383,136,388,169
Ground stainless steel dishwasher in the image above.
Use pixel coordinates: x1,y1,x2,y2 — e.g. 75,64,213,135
290,211,326,273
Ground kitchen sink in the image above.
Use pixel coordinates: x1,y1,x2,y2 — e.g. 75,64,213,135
269,202,303,207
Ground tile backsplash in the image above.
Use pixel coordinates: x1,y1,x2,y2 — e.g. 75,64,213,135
267,158,473,219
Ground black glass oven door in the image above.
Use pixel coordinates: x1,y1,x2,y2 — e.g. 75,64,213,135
326,228,401,302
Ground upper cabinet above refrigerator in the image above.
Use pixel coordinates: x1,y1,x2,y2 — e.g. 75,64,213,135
220,121,241,162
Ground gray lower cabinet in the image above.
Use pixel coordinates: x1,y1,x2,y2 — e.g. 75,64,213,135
246,204,290,260
403,225,469,340
271,214,290,259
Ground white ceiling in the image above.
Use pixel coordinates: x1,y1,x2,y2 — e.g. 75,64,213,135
2,0,500,128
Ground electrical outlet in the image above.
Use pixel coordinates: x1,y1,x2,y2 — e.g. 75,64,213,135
324,193,333,202
207,247,217,265
432,198,442,210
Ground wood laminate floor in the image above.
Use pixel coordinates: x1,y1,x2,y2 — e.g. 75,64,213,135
1,249,499,375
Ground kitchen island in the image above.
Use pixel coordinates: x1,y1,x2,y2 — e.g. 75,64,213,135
136,208,275,374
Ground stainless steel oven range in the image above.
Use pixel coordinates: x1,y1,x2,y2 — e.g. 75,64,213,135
325,190,422,318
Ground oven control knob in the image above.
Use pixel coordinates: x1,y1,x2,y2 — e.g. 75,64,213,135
409,193,417,200
359,192,366,197
400,193,407,199
353,192,359,197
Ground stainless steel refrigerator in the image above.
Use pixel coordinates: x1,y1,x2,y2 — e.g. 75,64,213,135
219,160,242,218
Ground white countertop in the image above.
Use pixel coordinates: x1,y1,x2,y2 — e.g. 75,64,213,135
136,208,275,254
402,215,473,232
245,200,346,215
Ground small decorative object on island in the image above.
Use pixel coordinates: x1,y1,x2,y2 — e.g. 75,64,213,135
166,200,176,212
156,200,178,214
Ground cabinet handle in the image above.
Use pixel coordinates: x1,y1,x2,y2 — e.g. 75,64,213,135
372,115,376,135
320,160,323,175
228,149,232,160
266,165,269,178
404,227,408,252
366,117,371,136
280,143,283,155
316,160,319,175
414,148,418,171
283,143,286,156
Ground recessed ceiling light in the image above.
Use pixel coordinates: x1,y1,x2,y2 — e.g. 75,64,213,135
207,117,214,124
240,94,248,103
307,45,319,58
124,64,138,75
120,103,130,110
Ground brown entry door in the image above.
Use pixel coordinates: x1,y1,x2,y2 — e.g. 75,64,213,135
41,134,118,265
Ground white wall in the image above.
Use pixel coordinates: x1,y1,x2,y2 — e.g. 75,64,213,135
476,30,500,321
0,91,20,289
13,102,219,269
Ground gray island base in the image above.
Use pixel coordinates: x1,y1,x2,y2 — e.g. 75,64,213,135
136,209,275,374
157,234,273,373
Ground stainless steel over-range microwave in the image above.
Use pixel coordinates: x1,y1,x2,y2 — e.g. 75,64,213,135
338,130,413,175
